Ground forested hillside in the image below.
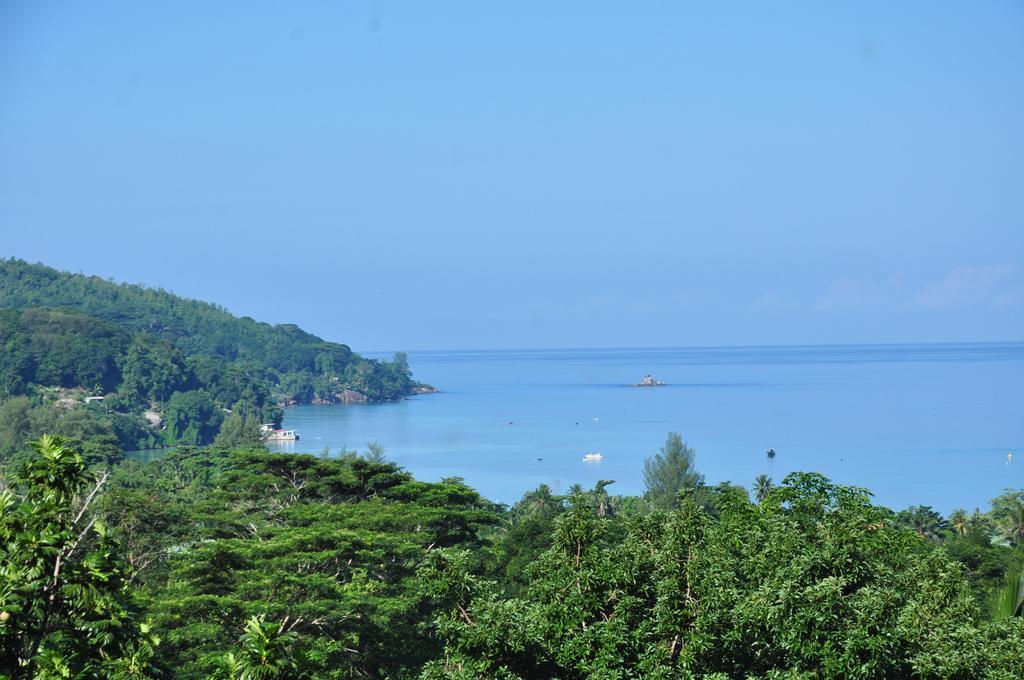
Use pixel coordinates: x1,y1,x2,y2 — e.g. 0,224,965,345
1,434,1022,678
0,258,429,453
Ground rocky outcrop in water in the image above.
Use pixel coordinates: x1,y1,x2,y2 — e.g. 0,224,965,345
338,389,370,403
299,384,437,406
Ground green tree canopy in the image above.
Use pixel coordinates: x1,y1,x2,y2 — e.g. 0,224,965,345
753,473,774,503
164,390,223,446
0,436,156,678
992,491,1024,547
422,473,1024,678
642,432,704,510
117,334,190,406
213,412,264,449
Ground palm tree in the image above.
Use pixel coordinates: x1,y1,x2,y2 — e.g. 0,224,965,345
753,475,774,503
896,505,947,541
949,509,969,536
515,484,561,520
592,479,615,518
969,507,993,534
990,567,1024,620
992,492,1024,547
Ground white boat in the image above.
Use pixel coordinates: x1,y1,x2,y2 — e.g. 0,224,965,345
582,452,604,462
265,429,300,442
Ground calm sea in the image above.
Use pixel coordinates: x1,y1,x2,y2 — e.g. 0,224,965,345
266,343,1023,514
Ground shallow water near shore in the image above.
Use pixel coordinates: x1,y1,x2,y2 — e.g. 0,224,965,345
260,343,1024,514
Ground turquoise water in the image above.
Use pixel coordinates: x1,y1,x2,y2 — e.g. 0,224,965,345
267,343,1023,513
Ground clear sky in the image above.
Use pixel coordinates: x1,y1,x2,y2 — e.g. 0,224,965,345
1,2,1022,351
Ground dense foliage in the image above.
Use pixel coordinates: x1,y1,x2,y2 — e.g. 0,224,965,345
1,432,1021,678
0,259,428,453
426,477,1024,678
0,308,127,396
0,435,157,678
96,446,498,678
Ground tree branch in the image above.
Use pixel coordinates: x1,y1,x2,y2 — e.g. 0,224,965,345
72,470,109,527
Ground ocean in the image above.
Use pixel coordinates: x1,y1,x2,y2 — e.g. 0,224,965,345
267,343,1023,514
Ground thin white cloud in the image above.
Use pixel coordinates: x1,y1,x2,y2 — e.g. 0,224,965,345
916,264,1021,309
814,265,1023,313
814,274,905,311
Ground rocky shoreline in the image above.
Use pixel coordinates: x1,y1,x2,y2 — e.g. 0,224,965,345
284,383,439,408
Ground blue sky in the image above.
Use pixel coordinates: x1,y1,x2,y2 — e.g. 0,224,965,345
1,1,1022,351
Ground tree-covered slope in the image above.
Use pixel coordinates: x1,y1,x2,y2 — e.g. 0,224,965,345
0,258,421,399
0,307,128,395
0,258,430,450
0,259,337,361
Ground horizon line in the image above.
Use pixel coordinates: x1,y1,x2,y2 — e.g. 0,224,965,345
362,339,1024,355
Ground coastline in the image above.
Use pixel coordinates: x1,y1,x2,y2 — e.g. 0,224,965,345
282,383,439,408
270,343,1023,515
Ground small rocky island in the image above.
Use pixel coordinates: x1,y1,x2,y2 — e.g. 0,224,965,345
634,374,666,387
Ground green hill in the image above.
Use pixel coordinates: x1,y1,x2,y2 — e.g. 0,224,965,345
0,258,429,452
